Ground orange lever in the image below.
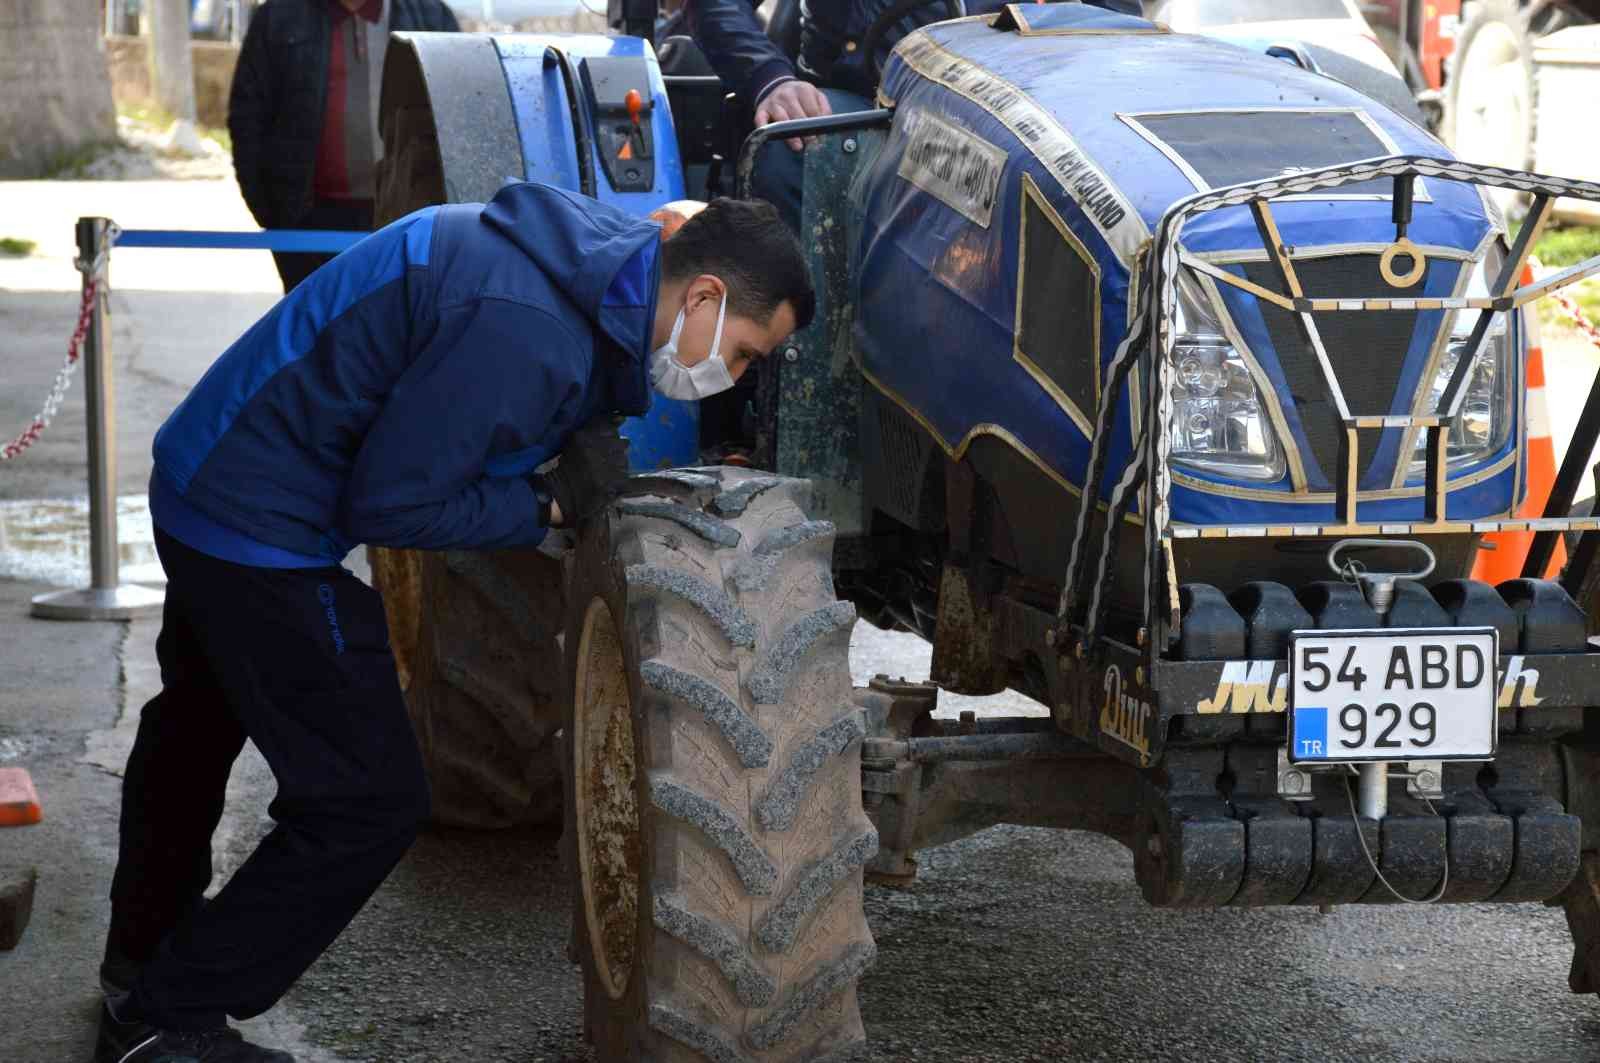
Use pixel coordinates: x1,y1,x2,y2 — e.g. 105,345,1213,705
619,89,646,160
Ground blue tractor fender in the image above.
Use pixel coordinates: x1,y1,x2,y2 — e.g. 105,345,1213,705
376,30,698,471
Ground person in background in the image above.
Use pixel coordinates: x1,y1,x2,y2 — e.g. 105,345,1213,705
227,0,459,292
684,0,1142,228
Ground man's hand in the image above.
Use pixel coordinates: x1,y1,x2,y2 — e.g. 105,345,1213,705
543,417,630,527
755,80,832,151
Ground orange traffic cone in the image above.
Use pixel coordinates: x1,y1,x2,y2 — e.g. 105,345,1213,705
1474,265,1564,582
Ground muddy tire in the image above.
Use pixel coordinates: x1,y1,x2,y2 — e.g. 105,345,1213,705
370,546,567,828
563,468,876,1061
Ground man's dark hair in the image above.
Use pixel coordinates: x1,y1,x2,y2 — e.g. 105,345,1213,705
661,198,815,331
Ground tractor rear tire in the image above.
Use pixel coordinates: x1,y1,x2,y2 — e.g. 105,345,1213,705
564,468,877,1061
370,546,568,828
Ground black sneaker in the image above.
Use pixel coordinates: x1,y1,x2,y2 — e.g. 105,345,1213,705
94,1002,296,1063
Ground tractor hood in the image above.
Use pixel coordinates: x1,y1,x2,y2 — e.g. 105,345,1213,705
854,5,1515,528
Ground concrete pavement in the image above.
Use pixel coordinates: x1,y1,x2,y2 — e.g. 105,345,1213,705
1,179,278,589
0,576,325,1059
0,179,280,295
0,176,324,1057
0,577,125,1059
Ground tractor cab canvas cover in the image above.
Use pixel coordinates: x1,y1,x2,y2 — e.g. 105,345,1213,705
853,3,1515,529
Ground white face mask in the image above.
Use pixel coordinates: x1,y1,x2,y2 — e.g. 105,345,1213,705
650,290,735,400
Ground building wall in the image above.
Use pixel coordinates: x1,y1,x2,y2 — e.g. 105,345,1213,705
107,36,239,129
0,0,117,178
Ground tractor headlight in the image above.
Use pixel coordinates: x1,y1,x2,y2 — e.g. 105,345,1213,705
1410,250,1513,475
1169,271,1285,482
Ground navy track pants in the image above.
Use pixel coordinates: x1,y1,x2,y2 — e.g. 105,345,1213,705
107,528,429,1031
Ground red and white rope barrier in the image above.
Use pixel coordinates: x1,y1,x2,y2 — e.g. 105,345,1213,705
1550,288,1600,351
1,230,117,462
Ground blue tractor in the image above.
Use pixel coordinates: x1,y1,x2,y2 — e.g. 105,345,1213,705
366,4,1600,1058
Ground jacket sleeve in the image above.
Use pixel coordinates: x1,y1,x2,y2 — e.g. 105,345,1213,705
795,0,850,87
338,298,585,551
684,0,796,108
429,1,461,31
227,4,275,228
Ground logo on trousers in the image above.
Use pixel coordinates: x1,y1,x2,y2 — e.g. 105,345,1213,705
317,584,346,656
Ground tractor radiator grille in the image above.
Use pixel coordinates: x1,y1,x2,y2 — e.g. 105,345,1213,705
877,400,928,522
1242,254,1436,489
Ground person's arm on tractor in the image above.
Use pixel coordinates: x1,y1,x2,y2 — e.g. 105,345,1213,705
793,0,850,94
338,299,626,550
684,0,830,150
227,3,276,229
420,0,461,32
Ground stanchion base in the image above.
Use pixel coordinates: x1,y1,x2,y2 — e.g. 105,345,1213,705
30,584,165,621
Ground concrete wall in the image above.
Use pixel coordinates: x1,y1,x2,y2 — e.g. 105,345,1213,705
0,0,117,178
1534,26,1600,226
107,36,239,130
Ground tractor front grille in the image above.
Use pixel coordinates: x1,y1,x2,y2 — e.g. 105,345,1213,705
1242,254,1439,489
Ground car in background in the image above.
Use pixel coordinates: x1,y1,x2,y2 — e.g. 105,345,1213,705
1150,0,1402,77
189,0,256,41
104,0,257,41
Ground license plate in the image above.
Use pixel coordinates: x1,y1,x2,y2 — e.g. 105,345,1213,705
1287,627,1498,764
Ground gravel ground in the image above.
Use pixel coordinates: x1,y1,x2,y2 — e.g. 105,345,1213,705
249,625,1600,1063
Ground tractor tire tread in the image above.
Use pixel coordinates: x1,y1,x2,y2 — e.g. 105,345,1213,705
571,468,873,1061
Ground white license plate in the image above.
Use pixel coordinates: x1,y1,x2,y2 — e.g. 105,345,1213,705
1287,627,1498,763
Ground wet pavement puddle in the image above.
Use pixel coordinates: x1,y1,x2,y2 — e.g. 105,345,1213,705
0,495,163,587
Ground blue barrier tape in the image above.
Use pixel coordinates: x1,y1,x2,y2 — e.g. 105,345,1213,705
114,229,366,253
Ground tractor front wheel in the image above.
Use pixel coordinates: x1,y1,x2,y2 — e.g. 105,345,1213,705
563,468,877,1061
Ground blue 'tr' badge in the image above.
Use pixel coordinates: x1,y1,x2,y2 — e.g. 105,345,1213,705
1293,707,1328,761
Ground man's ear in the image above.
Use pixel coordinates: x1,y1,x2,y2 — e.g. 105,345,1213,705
688,273,726,311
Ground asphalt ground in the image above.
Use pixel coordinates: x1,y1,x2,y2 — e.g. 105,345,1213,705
6,179,1600,1062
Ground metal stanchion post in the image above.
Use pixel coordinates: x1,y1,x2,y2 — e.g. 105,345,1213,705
31,219,165,621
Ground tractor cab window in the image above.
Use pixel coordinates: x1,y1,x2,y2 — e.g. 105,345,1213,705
1013,176,1101,430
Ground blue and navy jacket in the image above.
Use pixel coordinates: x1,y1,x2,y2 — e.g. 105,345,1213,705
150,181,661,567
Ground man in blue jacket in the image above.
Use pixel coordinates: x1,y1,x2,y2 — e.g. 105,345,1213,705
686,0,1142,227
94,184,813,1063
